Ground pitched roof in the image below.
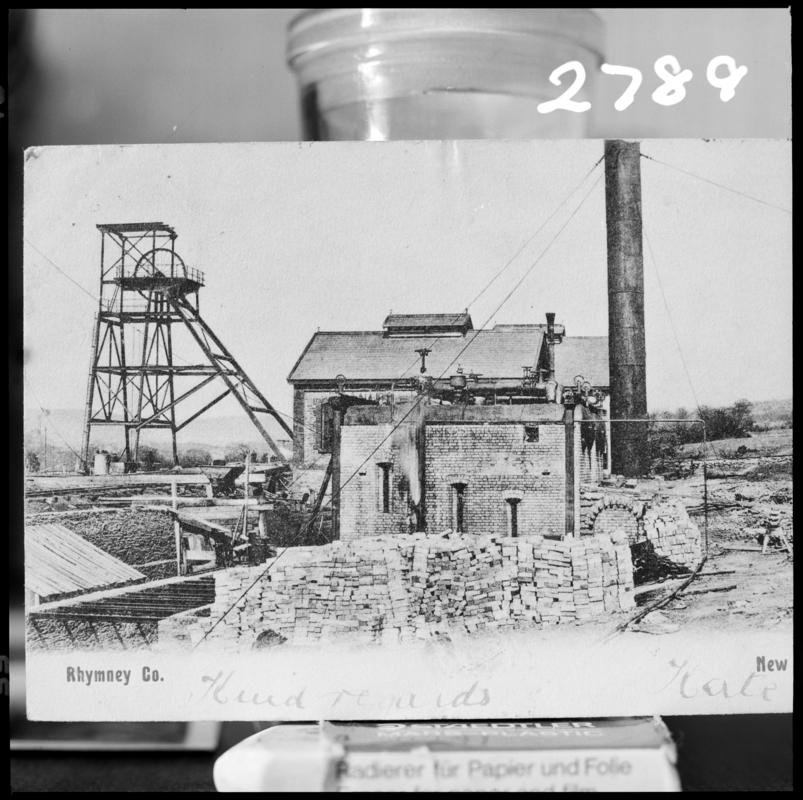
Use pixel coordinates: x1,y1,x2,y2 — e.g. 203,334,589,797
289,324,609,387
553,336,610,388
26,523,146,600
289,325,547,383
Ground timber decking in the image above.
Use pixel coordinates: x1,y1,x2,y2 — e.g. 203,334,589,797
26,523,146,599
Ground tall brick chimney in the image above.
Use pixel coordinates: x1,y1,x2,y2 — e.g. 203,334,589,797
604,140,649,477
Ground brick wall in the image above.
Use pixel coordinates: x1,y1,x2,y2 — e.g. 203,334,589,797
292,387,306,465
164,532,635,651
579,484,703,570
294,388,417,466
425,423,567,539
297,390,335,466
339,423,410,539
593,507,641,541
580,485,655,536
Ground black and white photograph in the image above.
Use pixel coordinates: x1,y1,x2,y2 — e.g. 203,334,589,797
22,137,791,721
10,8,792,792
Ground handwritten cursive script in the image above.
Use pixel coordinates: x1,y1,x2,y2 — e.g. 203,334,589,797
195,671,490,712
658,659,778,702
199,670,307,708
323,681,491,713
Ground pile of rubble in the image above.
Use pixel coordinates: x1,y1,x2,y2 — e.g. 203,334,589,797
698,479,793,544
162,531,637,651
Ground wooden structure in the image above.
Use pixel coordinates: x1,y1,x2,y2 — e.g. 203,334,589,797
27,573,216,649
25,522,146,604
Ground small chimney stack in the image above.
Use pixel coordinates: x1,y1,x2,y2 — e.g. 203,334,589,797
545,312,556,382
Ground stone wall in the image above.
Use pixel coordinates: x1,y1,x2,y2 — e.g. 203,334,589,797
159,532,635,651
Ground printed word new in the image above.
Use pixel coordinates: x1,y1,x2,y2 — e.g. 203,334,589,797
756,656,788,672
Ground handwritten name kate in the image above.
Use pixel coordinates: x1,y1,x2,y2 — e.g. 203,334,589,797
660,659,778,702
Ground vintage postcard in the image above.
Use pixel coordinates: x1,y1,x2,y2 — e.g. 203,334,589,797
23,139,791,720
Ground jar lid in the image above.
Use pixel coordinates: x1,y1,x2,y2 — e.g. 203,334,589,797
287,8,605,69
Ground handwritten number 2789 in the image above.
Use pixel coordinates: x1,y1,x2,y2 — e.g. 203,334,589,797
536,55,748,114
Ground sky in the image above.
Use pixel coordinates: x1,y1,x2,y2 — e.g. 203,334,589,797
23,139,792,450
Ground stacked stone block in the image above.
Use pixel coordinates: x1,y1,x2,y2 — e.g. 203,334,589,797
157,607,210,648
580,484,703,571
166,531,636,652
642,503,703,570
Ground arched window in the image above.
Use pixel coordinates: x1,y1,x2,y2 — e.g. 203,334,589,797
451,482,467,533
378,462,392,513
506,497,521,537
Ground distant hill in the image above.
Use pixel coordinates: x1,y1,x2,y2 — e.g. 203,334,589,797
26,397,791,458
750,398,792,429
652,398,792,428
23,408,290,460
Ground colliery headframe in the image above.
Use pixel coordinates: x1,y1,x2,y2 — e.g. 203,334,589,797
80,222,292,472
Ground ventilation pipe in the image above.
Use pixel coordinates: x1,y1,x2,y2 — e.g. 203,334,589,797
545,312,556,382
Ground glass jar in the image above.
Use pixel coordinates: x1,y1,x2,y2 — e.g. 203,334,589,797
287,8,604,141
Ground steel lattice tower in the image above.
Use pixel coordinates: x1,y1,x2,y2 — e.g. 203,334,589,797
80,222,292,471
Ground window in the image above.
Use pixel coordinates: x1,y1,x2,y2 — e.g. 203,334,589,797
524,425,539,443
506,498,521,537
378,463,392,513
452,482,467,532
317,402,335,453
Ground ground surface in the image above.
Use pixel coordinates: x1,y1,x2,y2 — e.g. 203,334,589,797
625,443,793,636
629,540,793,637
679,427,792,458
23,432,793,638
